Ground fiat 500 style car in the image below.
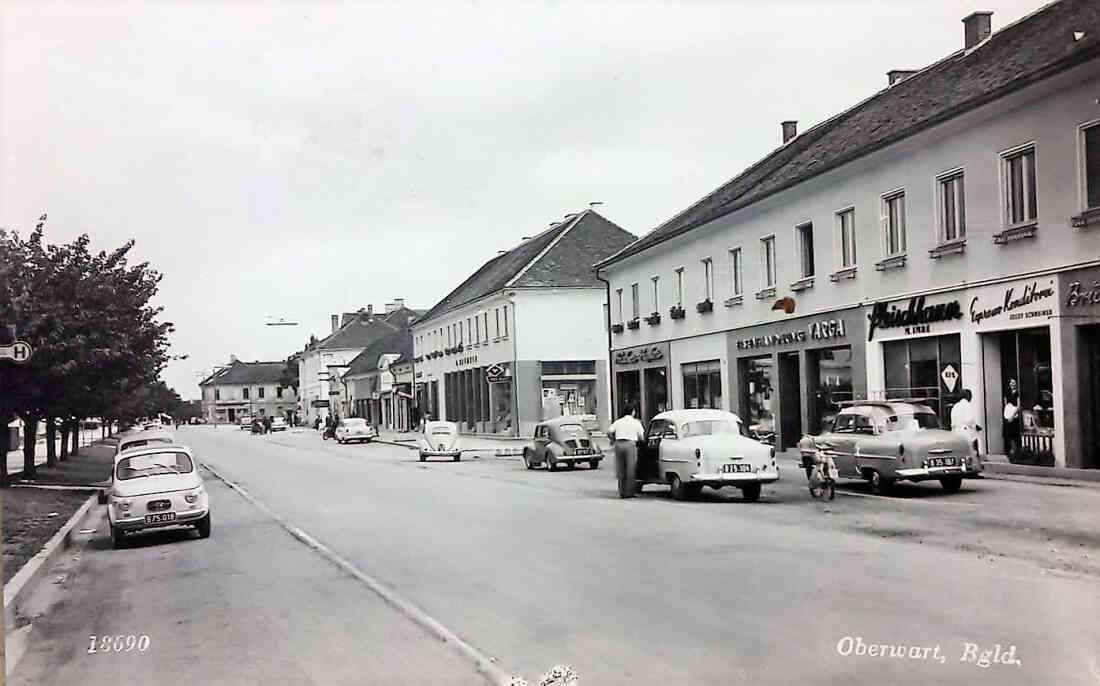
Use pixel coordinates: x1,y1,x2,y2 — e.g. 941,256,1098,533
270,417,288,432
103,445,210,548
116,429,175,456
808,401,980,494
335,417,376,444
635,409,778,501
419,421,462,462
523,417,602,471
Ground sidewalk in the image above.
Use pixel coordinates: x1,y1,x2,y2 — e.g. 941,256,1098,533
5,430,99,479
375,429,612,457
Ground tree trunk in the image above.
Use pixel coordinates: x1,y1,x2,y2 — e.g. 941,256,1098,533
70,419,81,456
45,417,58,467
60,422,70,459
22,414,39,479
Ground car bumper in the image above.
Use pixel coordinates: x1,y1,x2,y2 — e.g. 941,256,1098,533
113,507,208,532
421,449,461,457
691,468,779,484
894,464,983,480
342,434,375,441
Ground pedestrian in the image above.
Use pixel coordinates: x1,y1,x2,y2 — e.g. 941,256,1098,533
950,388,981,458
608,403,645,499
1002,378,1021,459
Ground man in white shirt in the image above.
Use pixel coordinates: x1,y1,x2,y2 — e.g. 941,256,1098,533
608,404,646,498
950,389,982,463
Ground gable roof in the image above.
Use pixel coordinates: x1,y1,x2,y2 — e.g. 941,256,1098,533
597,0,1100,269
201,360,285,386
419,209,635,323
311,306,421,351
343,327,414,377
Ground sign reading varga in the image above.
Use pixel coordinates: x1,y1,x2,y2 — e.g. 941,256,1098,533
0,341,33,363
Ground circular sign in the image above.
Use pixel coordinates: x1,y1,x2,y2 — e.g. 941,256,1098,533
0,340,32,364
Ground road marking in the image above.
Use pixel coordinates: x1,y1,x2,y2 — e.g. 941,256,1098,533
199,461,520,686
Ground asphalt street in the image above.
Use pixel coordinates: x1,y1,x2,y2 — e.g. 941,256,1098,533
10,425,1100,685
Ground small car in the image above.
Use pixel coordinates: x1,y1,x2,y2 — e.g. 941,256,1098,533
334,418,377,444
419,421,462,462
116,429,176,456
806,401,980,494
523,417,603,471
634,409,778,501
104,444,211,548
250,418,266,434
270,417,288,432
238,415,253,430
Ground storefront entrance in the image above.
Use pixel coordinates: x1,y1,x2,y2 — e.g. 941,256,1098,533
778,352,801,450
739,355,774,443
612,342,670,426
643,367,668,423
806,346,854,433
980,326,1054,466
1082,325,1100,468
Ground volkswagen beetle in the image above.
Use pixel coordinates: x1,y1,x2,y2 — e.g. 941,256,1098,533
105,444,210,548
419,420,462,462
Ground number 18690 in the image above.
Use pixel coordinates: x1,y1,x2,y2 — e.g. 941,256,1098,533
88,635,150,653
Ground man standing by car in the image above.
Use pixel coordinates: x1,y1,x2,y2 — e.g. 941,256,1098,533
951,388,981,458
608,404,645,499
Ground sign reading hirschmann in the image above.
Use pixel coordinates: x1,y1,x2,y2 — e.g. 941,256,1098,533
735,318,848,351
867,296,963,340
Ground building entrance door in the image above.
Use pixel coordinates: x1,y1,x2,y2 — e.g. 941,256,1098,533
778,352,802,451
616,370,641,421
228,408,236,423
1082,325,1100,469
643,367,668,425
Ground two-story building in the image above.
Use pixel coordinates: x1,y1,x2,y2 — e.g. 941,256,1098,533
199,358,298,424
342,327,413,429
597,2,1100,470
411,208,635,437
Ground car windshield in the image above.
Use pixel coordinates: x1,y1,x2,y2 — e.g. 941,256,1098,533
121,437,172,451
343,419,367,428
558,423,586,435
831,413,873,433
430,427,455,435
680,419,741,438
885,411,941,430
116,451,194,480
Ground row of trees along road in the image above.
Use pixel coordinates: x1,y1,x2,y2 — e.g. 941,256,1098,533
0,222,178,487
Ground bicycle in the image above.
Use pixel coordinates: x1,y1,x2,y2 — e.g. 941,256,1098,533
806,450,838,501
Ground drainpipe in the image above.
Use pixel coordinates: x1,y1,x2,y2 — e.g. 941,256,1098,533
595,271,615,434
508,294,520,437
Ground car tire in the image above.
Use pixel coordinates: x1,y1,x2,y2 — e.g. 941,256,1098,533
547,458,557,472
741,483,762,502
669,474,688,500
196,513,211,539
589,459,600,470
111,524,126,549
419,452,427,462
523,449,535,470
940,475,963,493
866,470,892,495
453,454,460,462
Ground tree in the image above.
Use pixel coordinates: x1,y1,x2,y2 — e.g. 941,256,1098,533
279,353,300,394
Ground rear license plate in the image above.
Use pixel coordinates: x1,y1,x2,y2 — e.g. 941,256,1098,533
720,463,753,474
144,512,176,524
928,457,957,467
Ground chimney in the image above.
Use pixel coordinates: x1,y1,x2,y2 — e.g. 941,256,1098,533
887,69,917,86
781,120,798,144
331,315,339,333
393,298,404,310
367,304,373,316
963,11,992,50
229,354,238,363
384,301,397,314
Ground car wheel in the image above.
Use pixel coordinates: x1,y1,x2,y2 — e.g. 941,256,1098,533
111,524,126,549
453,453,460,462
686,484,703,499
196,513,211,539
523,449,535,470
741,483,762,502
589,459,600,470
866,470,892,495
547,457,557,472
669,474,688,500
940,475,963,493
419,452,426,462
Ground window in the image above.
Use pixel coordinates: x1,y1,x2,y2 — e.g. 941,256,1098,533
495,308,500,337
467,318,472,343
761,236,776,287
1002,145,1037,226
682,360,722,410
651,276,659,313
615,288,623,322
701,258,714,300
937,170,966,242
795,223,814,278
276,386,283,398
674,268,684,306
475,316,480,343
258,386,265,399
631,283,639,319
483,313,489,342
1083,123,1100,209
729,248,743,296
503,305,509,337
836,209,856,268
447,325,452,347
215,389,220,400
882,190,907,256
242,387,250,399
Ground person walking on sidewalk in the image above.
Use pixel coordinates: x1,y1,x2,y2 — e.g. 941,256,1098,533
609,404,645,499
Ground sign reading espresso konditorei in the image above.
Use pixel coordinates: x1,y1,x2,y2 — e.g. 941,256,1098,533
867,296,963,340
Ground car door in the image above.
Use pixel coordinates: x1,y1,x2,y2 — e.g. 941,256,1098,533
824,412,862,478
638,419,666,481
533,425,548,463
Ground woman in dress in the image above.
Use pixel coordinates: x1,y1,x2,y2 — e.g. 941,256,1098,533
1002,378,1021,458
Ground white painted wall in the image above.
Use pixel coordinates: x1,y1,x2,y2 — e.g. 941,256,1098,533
513,288,608,362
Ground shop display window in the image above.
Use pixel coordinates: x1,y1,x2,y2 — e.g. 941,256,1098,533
741,356,774,439
881,334,961,427
809,346,853,433
997,327,1054,465
682,360,722,410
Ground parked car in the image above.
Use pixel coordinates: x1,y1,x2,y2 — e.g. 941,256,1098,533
116,430,176,456
250,418,266,434
270,417,288,432
805,401,980,494
334,418,377,444
102,444,210,548
238,415,252,430
419,420,462,462
634,409,778,501
523,417,602,471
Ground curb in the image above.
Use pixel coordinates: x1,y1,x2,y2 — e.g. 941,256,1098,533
198,462,521,686
3,493,98,633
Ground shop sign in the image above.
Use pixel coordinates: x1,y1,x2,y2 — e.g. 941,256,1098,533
310,399,330,408
1065,276,1100,309
867,296,963,340
485,363,508,383
941,364,959,393
968,278,1056,328
455,354,479,368
614,345,665,365
735,318,848,351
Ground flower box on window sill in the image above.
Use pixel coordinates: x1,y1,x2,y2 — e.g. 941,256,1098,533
724,295,744,307
993,222,1037,245
754,286,777,300
929,239,966,259
626,318,641,330
611,323,624,334
874,254,907,271
1070,208,1100,229
829,266,857,282
669,306,686,320
645,312,661,326
696,299,714,314
789,276,815,292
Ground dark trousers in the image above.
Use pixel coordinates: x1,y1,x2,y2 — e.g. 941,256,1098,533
615,439,638,499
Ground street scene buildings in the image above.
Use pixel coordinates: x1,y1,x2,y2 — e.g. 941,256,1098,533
199,358,297,425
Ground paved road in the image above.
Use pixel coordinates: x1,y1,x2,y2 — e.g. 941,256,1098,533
12,426,1100,685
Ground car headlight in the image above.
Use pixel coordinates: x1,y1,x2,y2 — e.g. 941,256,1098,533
115,499,131,512
184,489,201,504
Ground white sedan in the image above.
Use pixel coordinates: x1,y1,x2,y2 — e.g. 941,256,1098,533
634,409,778,501
104,445,211,548
335,418,377,444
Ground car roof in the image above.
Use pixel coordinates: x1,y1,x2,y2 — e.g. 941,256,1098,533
425,420,457,429
839,402,935,414
653,408,742,423
114,443,192,464
119,429,174,443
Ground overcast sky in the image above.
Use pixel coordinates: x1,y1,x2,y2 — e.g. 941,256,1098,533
2,0,1044,400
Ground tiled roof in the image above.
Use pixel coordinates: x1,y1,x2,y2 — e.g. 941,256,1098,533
597,0,1100,268
201,361,286,386
312,307,420,351
419,209,636,323
344,328,413,377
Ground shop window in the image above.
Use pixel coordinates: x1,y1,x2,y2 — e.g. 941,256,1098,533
881,334,961,427
808,346,853,433
761,236,776,287
683,360,722,409
795,223,814,278
997,327,1054,466
936,170,966,243
741,356,774,438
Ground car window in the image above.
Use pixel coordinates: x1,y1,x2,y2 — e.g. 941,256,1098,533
116,451,195,480
430,427,454,435
558,423,585,435
647,419,667,439
833,412,874,434
885,411,940,430
680,419,740,438
344,419,367,427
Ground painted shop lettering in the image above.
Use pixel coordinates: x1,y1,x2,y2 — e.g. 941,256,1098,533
736,330,806,351
1065,279,1100,307
969,281,1055,326
867,296,962,340
809,319,847,341
614,346,664,365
